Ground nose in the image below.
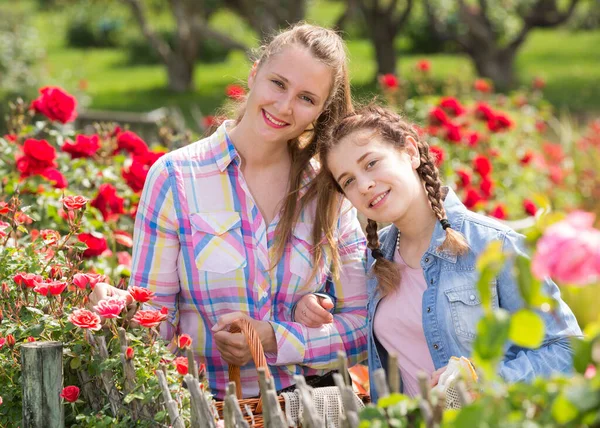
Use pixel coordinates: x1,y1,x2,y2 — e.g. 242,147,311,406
277,93,293,116
357,176,375,194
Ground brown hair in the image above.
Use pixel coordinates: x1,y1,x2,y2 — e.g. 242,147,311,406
313,104,469,295
232,23,353,268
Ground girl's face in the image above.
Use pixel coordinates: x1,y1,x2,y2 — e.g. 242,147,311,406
327,130,424,224
245,45,333,144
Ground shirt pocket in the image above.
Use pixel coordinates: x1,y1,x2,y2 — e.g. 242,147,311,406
289,221,326,289
189,211,246,274
445,282,498,339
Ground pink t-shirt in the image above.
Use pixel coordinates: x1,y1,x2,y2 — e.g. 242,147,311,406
373,249,435,397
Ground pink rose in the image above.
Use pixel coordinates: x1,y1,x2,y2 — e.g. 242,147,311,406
94,297,127,319
532,211,600,286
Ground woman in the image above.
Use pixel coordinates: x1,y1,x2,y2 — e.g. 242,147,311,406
90,24,368,399
294,104,582,402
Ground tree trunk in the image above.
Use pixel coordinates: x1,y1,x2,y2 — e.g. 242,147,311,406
371,24,398,76
471,48,517,91
166,58,195,92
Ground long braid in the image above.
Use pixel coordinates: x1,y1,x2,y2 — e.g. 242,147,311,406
366,219,400,296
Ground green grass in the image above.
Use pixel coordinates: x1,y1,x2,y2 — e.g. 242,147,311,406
18,0,600,123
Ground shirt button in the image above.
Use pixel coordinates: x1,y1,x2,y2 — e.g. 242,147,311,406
433,344,439,350
427,307,431,313
430,278,434,285
469,294,476,301
425,257,430,263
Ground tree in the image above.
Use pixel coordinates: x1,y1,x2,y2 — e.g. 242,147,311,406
424,0,581,90
123,0,247,92
224,0,307,41
356,0,414,77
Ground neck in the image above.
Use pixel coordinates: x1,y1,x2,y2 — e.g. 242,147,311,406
393,190,438,245
228,118,290,168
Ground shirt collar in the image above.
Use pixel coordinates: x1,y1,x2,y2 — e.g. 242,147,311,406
210,120,240,172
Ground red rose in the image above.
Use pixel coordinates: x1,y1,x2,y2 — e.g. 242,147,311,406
226,84,246,99
3,134,17,143
466,132,481,147
532,76,545,90
178,334,193,350
523,199,537,216
122,157,150,193
40,229,61,246
378,74,399,90
40,168,68,189
487,113,512,132
91,184,125,221
479,176,494,198
490,203,508,220
94,297,127,319
6,334,16,348
474,79,493,93
62,134,100,158
445,124,462,143
549,165,564,185
16,139,57,176
34,280,67,297
27,336,36,342
72,273,106,290
114,230,133,248
542,142,565,163
428,107,449,126
125,346,135,360
31,86,77,124
416,59,431,73
438,97,465,117
429,145,445,167
473,155,492,177
116,131,149,157
174,356,189,375
0,221,9,238
129,285,155,303
0,201,10,215
463,187,483,209
63,195,88,211
520,151,534,165
60,386,80,403
68,309,102,331
456,169,472,188
78,233,108,258
14,272,43,289
132,309,167,328
474,103,495,121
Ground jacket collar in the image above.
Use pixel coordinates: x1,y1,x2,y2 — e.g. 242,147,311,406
381,187,467,264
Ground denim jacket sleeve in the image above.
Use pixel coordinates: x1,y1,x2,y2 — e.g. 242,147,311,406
496,229,583,382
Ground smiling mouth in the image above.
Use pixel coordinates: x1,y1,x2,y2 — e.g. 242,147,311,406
262,109,289,128
369,190,390,208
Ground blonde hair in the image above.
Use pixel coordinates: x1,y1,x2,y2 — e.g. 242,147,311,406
229,23,353,268
314,104,469,296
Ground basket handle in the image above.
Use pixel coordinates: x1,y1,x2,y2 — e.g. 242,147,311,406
227,318,272,402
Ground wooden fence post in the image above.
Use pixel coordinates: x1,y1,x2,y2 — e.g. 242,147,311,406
21,341,64,428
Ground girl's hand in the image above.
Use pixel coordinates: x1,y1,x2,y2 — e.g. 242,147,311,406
293,294,334,328
430,365,448,387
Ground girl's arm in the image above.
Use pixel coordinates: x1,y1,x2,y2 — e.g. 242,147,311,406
497,229,583,382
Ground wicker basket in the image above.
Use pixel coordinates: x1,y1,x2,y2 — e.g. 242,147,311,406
214,318,368,427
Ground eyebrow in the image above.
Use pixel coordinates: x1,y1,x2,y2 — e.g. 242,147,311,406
335,152,373,183
273,73,321,101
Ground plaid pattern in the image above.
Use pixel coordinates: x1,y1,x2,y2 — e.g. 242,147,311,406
130,121,368,398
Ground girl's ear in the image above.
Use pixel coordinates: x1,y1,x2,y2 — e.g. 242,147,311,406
405,135,421,169
248,61,260,89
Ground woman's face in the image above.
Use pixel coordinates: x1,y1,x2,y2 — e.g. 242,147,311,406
327,130,424,224
245,45,333,144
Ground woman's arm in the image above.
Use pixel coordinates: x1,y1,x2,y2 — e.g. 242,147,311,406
497,229,583,382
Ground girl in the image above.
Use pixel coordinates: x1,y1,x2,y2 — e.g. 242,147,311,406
90,24,368,399
294,104,582,402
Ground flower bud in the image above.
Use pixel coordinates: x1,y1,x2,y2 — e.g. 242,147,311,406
27,336,36,342
6,334,15,348
125,346,134,360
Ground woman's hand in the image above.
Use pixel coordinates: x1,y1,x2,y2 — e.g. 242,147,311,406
212,312,277,365
293,294,334,328
88,282,132,307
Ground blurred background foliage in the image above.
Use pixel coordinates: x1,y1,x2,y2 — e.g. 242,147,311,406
0,0,598,134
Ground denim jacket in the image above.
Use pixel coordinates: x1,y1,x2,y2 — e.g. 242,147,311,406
366,188,583,403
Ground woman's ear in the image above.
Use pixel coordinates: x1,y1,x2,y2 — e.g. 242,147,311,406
248,61,260,89
405,135,421,168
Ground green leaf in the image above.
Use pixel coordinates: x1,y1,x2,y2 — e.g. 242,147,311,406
70,357,81,370
551,393,578,424
509,309,545,349
124,392,144,404
476,241,505,311
473,309,511,373
154,410,167,422
571,337,592,374
377,393,409,409
514,256,544,307
24,307,45,316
